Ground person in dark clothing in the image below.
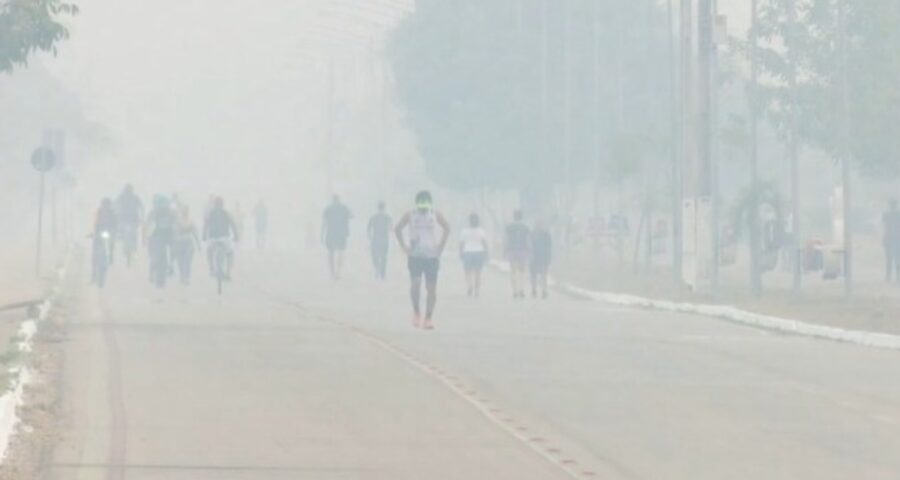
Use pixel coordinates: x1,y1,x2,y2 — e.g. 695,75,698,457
367,202,393,280
530,219,553,299
883,199,900,282
505,210,531,299
146,195,178,289
322,195,352,279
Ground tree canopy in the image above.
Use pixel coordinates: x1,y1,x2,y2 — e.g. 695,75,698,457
0,0,79,73
387,0,672,196
756,0,900,177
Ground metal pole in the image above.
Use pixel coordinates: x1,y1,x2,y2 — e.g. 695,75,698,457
788,0,802,294
838,0,852,297
36,172,46,277
668,0,683,284
749,0,763,297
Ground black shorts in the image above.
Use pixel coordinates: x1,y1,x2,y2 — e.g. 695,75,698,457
408,257,440,285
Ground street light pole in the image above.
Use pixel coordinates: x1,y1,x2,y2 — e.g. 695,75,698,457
668,0,683,284
749,0,763,297
838,0,852,297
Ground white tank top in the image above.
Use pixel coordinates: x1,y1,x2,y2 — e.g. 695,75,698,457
408,210,439,258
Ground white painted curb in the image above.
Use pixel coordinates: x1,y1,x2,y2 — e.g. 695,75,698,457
0,255,71,462
491,260,900,351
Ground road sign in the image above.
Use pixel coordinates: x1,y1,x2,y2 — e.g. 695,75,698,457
30,147,57,172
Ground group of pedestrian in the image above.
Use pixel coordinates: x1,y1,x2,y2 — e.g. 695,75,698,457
320,191,554,331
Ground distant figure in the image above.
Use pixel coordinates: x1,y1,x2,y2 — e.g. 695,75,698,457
146,195,178,290
322,195,352,279
504,210,531,299
367,202,393,280
92,198,118,285
530,220,553,299
459,213,489,297
395,191,450,330
254,200,269,250
883,199,900,282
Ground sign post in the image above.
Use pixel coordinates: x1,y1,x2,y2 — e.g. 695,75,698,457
31,147,57,277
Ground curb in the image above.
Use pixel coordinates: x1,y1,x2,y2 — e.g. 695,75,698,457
490,260,900,351
0,252,72,462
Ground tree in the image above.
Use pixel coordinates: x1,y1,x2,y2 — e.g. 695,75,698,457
756,0,900,177
0,0,79,74
387,0,672,206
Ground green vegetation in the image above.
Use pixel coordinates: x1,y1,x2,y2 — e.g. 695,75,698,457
0,0,79,73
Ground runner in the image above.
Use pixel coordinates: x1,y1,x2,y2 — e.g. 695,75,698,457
321,195,352,279
459,213,489,297
530,219,553,299
145,195,178,291
367,201,393,280
395,191,450,330
504,210,531,299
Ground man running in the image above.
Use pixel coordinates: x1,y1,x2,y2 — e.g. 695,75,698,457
367,201,393,280
395,191,450,330
321,195,352,279
504,210,531,299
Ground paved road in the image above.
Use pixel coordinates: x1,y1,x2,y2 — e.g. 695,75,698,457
45,248,900,479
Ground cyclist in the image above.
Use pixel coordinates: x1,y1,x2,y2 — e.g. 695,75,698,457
145,195,178,289
505,210,531,299
203,197,240,281
395,191,450,330
115,184,144,265
321,195,352,279
92,198,118,285
367,201,392,280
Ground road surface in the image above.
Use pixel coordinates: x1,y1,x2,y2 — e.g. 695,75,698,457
43,248,900,479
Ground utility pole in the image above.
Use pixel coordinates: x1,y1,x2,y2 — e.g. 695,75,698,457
326,56,336,194
749,0,763,297
668,0,683,284
838,0,852,297
786,0,802,295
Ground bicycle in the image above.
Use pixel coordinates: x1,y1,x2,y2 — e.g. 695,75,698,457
209,239,230,295
92,230,113,288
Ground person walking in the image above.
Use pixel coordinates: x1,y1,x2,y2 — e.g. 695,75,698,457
395,191,450,330
504,210,531,299
459,213,489,297
883,199,900,282
367,202,393,280
322,195,352,279
530,219,553,299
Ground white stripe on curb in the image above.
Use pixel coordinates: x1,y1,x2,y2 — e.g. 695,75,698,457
0,255,71,462
491,260,900,351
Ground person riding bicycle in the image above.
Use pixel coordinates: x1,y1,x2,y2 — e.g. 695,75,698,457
146,195,178,289
92,198,118,284
203,197,240,280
